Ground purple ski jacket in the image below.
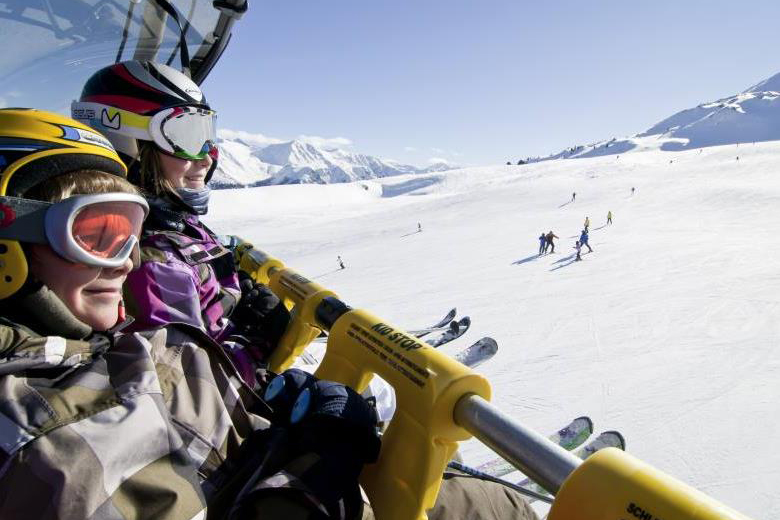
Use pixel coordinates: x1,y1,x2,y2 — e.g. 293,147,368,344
123,212,276,388
124,213,241,343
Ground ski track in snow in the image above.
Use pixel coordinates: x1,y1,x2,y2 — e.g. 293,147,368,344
207,142,780,519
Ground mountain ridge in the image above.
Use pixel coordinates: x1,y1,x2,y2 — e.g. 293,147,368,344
535,71,780,162
212,134,454,188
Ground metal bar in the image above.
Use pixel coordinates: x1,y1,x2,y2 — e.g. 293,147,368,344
453,394,581,495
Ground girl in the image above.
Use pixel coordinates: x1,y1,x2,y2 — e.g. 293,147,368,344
72,61,288,388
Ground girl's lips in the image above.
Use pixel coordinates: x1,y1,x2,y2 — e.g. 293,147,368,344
84,287,121,295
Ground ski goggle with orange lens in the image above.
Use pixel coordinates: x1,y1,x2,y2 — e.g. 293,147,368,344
0,193,149,268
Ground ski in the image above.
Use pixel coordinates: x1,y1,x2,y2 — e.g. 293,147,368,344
572,430,625,459
476,416,593,477
515,430,626,500
410,307,457,338
426,316,471,347
453,336,497,369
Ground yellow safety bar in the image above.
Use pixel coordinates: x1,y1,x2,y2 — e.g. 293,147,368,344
237,246,490,520
550,448,751,520
237,244,754,520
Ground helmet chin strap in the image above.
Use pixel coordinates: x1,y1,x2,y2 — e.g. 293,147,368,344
204,154,218,184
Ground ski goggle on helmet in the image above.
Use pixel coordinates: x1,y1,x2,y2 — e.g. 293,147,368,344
72,101,218,161
0,193,149,269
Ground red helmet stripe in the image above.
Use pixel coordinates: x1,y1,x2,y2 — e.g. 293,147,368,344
115,63,167,95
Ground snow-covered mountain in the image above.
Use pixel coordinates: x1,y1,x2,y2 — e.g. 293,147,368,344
541,71,780,161
211,130,454,188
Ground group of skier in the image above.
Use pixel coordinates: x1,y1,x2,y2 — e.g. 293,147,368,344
539,230,559,253
0,61,538,520
537,200,619,262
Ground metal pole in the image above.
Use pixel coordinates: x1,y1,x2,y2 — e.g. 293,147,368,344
453,394,582,495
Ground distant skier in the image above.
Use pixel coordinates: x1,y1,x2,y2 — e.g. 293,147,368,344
337,255,345,269
574,241,582,261
584,216,590,231
545,231,558,253
579,229,593,253
418,222,422,232
572,192,576,202
631,186,635,195
538,233,546,255
607,211,613,225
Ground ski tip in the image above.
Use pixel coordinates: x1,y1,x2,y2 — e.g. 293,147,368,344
602,430,626,450
479,337,498,353
574,416,594,432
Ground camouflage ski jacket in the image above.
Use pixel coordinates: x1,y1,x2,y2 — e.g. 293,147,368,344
124,212,241,343
0,319,359,519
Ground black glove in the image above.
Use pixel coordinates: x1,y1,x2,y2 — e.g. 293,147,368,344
230,272,291,350
264,370,381,463
288,380,381,508
232,373,380,519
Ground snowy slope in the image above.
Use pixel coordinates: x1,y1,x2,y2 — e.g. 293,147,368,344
212,130,454,187
544,71,780,160
206,142,780,519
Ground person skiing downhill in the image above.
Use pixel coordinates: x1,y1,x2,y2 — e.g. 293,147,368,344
338,255,346,269
574,240,582,261
72,61,290,389
572,192,576,202
579,229,593,252
538,233,547,254
545,231,559,253
607,210,613,225
584,216,590,231
0,108,381,520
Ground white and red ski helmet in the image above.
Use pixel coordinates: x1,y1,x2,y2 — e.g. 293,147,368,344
72,61,218,182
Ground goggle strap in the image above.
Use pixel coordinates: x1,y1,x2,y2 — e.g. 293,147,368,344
0,197,50,244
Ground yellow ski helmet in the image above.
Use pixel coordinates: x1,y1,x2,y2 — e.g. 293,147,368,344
0,108,127,299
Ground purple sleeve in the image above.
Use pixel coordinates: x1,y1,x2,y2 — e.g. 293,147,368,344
124,258,206,332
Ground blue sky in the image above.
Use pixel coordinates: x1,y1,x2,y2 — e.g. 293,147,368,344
204,1,780,167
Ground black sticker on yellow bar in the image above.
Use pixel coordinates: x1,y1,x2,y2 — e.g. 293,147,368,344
626,502,664,520
348,323,430,388
370,322,424,351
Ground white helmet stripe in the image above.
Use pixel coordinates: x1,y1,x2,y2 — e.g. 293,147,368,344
147,62,205,104
123,61,201,104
